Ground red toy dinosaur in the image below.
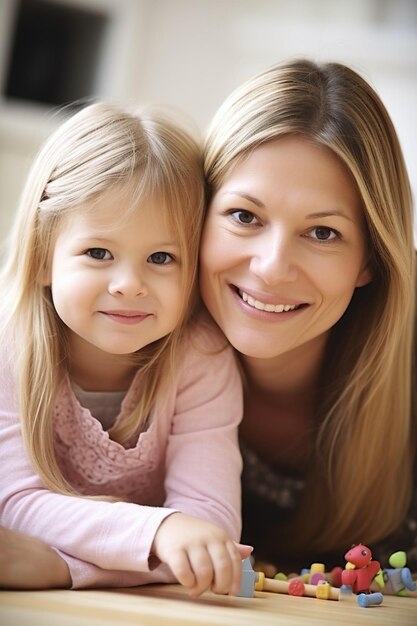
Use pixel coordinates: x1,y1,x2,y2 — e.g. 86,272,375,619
341,544,381,594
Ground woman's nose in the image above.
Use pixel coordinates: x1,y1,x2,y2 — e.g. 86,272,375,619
108,266,148,297
249,233,298,285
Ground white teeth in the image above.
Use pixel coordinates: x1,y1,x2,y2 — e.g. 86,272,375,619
238,289,300,313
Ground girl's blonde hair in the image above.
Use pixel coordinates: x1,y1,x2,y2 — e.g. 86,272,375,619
204,59,416,556
0,102,204,496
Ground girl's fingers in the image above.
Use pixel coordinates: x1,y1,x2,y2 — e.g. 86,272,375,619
208,540,243,596
208,542,233,595
226,540,243,596
187,546,214,597
168,549,196,589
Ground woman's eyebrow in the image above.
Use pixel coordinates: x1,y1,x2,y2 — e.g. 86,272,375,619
220,190,265,208
220,193,356,223
306,210,355,222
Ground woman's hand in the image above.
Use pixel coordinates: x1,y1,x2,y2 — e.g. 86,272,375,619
151,513,252,597
0,526,71,589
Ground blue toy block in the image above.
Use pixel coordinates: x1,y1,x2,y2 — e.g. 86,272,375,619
357,592,383,608
238,557,259,598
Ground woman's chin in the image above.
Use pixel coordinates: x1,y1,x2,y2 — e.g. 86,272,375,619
224,328,286,360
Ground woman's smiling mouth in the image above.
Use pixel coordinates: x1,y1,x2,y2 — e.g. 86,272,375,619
235,287,307,313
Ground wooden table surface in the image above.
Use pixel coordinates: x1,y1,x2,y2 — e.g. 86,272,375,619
0,584,416,626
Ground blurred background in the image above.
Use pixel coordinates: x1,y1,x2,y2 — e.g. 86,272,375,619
0,0,416,244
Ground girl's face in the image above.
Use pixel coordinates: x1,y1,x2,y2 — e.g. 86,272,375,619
46,187,184,367
200,135,372,360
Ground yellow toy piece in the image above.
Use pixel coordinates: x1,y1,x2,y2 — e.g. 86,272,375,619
315,581,331,600
373,569,385,589
254,571,265,591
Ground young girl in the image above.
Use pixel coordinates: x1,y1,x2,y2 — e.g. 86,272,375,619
0,102,250,595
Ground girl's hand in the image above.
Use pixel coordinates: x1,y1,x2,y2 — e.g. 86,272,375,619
151,513,252,597
0,526,71,589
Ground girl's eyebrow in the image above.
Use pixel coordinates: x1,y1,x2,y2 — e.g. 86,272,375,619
73,236,113,244
220,190,265,208
74,236,180,248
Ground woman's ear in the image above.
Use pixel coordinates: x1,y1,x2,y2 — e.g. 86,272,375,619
355,261,373,288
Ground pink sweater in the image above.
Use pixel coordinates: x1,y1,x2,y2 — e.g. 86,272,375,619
0,320,243,588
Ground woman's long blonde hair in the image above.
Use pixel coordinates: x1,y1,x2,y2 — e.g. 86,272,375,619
0,102,204,496
204,59,415,556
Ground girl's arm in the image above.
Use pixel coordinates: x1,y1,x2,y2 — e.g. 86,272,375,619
0,526,70,589
0,524,178,590
151,321,246,595
164,322,244,538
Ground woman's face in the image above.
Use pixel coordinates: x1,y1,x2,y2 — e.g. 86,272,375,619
200,135,372,360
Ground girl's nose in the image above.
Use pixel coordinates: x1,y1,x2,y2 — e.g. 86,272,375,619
108,266,148,297
249,233,298,285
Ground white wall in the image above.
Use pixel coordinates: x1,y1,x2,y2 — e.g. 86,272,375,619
0,0,416,244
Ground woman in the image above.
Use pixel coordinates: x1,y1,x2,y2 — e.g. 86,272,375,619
1,59,416,587
200,58,417,572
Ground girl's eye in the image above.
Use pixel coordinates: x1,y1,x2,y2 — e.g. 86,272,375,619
230,210,259,225
86,248,112,260
147,252,174,265
308,226,339,242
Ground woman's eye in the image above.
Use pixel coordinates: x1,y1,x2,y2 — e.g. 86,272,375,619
308,226,339,241
230,210,258,225
148,252,174,265
86,248,112,260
